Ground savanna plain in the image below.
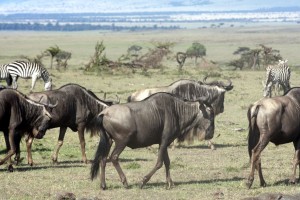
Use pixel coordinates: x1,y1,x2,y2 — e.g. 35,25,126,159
1,24,300,200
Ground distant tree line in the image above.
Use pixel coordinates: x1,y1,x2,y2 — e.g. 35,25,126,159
0,22,180,31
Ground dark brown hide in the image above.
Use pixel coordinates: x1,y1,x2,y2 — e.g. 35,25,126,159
247,87,300,188
0,89,52,168
90,92,215,189
128,79,233,148
25,83,113,164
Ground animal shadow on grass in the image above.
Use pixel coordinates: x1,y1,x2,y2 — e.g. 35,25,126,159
273,178,299,186
119,158,149,162
0,164,85,172
130,176,244,189
178,143,247,149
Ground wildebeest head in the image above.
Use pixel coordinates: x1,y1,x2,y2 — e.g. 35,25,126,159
202,77,233,115
179,97,215,142
195,98,215,140
27,98,57,139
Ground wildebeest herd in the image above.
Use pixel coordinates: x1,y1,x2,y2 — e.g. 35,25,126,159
1,59,299,191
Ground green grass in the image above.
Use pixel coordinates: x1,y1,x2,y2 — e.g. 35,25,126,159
1,25,300,200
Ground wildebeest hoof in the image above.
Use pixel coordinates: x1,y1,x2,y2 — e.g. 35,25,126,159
260,182,267,187
8,164,14,172
101,184,106,190
139,182,145,189
289,179,296,184
166,181,175,190
245,180,253,189
123,183,129,189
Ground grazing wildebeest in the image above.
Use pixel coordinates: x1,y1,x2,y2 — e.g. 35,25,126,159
90,92,215,189
0,89,55,170
22,83,116,165
127,78,233,149
246,87,300,189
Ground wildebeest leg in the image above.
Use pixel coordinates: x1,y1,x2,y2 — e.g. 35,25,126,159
0,129,17,171
77,124,88,163
99,138,112,190
163,149,174,189
289,140,300,184
140,143,168,189
3,130,13,171
14,133,22,165
247,138,269,189
52,127,67,163
110,143,129,188
25,135,34,166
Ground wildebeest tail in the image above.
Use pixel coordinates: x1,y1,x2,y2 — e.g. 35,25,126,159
90,114,109,180
247,104,260,159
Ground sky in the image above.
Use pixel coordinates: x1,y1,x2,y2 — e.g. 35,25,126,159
0,0,299,13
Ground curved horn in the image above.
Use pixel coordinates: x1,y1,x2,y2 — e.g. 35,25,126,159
203,75,209,83
202,75,217,86
39,100,58,108
224,78,233,91
48,100,58,108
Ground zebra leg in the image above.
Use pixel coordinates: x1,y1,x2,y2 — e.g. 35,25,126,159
31,74,38,92
11,76,18,90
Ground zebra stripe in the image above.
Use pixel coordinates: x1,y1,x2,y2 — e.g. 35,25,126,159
263,60,291,97
7,61,52,91
0,64,12,86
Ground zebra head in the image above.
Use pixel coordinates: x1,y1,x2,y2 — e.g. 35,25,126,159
44,78,52,91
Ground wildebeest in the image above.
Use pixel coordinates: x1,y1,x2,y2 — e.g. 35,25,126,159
0,89,55,170
22,83,116,165
246,87,300,189
127,78,233,149
90,92,215,189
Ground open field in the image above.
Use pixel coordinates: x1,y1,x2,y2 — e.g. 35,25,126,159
1,25,300,200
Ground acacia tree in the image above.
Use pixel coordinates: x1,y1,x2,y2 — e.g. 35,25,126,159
186,42,206,65
127,45,143,61
229,45,282,70
46,45,61,69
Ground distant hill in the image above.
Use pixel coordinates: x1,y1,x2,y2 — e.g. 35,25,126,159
0,0,299,14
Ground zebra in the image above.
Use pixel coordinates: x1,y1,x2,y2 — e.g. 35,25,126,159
0,64,12,87
7,61,52,92
263,59,291,97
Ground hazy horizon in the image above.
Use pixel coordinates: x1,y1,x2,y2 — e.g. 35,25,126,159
0,0,300,14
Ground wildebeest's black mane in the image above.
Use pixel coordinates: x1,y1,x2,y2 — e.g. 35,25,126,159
139,91,206,104
57,83,114,105
283,87,300,96
0,88,45,106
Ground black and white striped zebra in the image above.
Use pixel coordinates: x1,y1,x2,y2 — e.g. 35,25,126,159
7,61,52,92
0,64,12,86
263,59,291,97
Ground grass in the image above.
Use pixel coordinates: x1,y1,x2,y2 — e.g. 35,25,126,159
1,24,300,199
